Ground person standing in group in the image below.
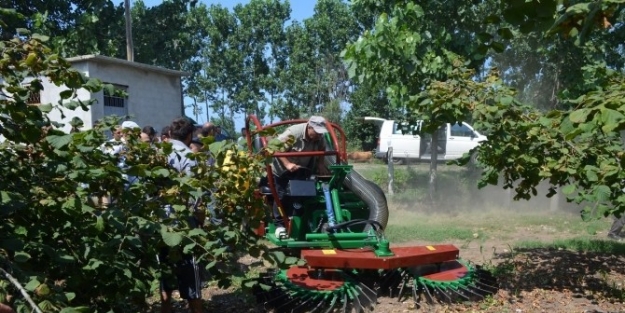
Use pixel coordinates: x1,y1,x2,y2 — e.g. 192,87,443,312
271,116,330,238
140,125,158,143
159,117,204,313
237,127,248,150
160,126,171,143
214,125,228,142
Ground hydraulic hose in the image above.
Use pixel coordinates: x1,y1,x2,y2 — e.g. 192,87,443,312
344,170,389,230
322,183,337,228
323,155,389,231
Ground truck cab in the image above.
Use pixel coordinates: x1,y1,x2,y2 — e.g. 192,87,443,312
364,117,487,164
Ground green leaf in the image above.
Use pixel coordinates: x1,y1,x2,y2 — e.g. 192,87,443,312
57,254,75,263
500,95,513,106
65,292,76,302
561,184,576,195
83,78,102,92
569,109,589,123
0,191,12,204
24,278,40,291
285,256,299,265
183,243,196,254
14,251,31,262
161,231,183,247
484,15,501,24
46,134,72,149
59,307,91,313
95,216,104,232
497,27,514,40
600,108,625,133
491,42,505,53
31,33,49,42
270,251,285,264
153,168,170,177
60,89,74,99
187,228,206,237
205,260,217,270
593,185,611,202
38,103,53,113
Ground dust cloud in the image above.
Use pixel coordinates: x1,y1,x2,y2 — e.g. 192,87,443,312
356,163,585,216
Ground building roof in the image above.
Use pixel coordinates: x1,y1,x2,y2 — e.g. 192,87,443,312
65,55,190,77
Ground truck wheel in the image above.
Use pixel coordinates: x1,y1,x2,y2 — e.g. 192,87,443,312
391,158,404,165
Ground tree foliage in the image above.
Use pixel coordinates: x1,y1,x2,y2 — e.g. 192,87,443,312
345,0,625,218
0,12,269,311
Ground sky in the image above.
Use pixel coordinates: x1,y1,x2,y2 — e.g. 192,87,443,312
115,0,318,131
135,0,316,22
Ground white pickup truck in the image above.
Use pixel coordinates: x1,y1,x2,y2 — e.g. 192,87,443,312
364,117,487,164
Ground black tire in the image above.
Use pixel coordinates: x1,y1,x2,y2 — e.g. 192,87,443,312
470,152,479,166
391,158,404,165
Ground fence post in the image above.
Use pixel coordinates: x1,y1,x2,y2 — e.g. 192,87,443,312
387,143,394,196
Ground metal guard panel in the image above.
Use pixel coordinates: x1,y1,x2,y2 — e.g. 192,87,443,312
301,245,460,270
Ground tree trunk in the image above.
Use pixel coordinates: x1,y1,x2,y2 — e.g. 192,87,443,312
204,90,210,122
429,132,439,203
193,97,199,121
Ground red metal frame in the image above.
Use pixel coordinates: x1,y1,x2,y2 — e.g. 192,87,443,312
285,267,346,291
300,245,460,270
244,115,349,228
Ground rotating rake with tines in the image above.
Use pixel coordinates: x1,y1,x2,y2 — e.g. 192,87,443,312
244,115,499,313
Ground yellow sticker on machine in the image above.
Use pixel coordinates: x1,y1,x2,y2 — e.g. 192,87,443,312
426,246,436,251
322,249,337,255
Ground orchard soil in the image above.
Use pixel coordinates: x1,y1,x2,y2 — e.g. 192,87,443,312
159,234,625,313
153,164,625,313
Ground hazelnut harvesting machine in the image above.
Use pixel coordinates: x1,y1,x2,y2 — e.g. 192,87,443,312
244,115,497,313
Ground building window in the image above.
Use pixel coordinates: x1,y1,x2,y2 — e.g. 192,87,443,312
27,91,40,105
103,84,128,108
22,81,41,105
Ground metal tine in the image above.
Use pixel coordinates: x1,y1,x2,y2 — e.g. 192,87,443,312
475,270,497,284
275,292,305,313
397,277,408,302
457,284,486,301
411,281,419,303
294,293,321,313
433,285,454,304
474,279,499,293
323,294,339,313
447,286,471,302
342,292,349,313
350,287,363,313
421,285,436,305
379,270,400,294
466,282,498,297
263,291,291,308
355,283,377,310
309,294,331,313
354,288,372,311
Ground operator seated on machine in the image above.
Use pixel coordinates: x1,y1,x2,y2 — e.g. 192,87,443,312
272,116,331,238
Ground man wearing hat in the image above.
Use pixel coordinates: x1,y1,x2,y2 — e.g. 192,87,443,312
101,120,140,155
271,116,330,238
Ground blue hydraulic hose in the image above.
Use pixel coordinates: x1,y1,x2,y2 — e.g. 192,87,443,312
322,183,336,228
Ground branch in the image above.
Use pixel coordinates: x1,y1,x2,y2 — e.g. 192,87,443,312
0,267,43,313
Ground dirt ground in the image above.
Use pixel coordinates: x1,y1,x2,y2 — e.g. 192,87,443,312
156,228,625,313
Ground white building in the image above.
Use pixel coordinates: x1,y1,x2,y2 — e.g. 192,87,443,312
33,54,188,133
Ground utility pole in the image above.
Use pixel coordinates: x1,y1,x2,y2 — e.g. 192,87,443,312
124,0,134,62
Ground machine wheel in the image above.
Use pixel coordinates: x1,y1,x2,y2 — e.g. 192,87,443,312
253,267,378,313
378,259,498,304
